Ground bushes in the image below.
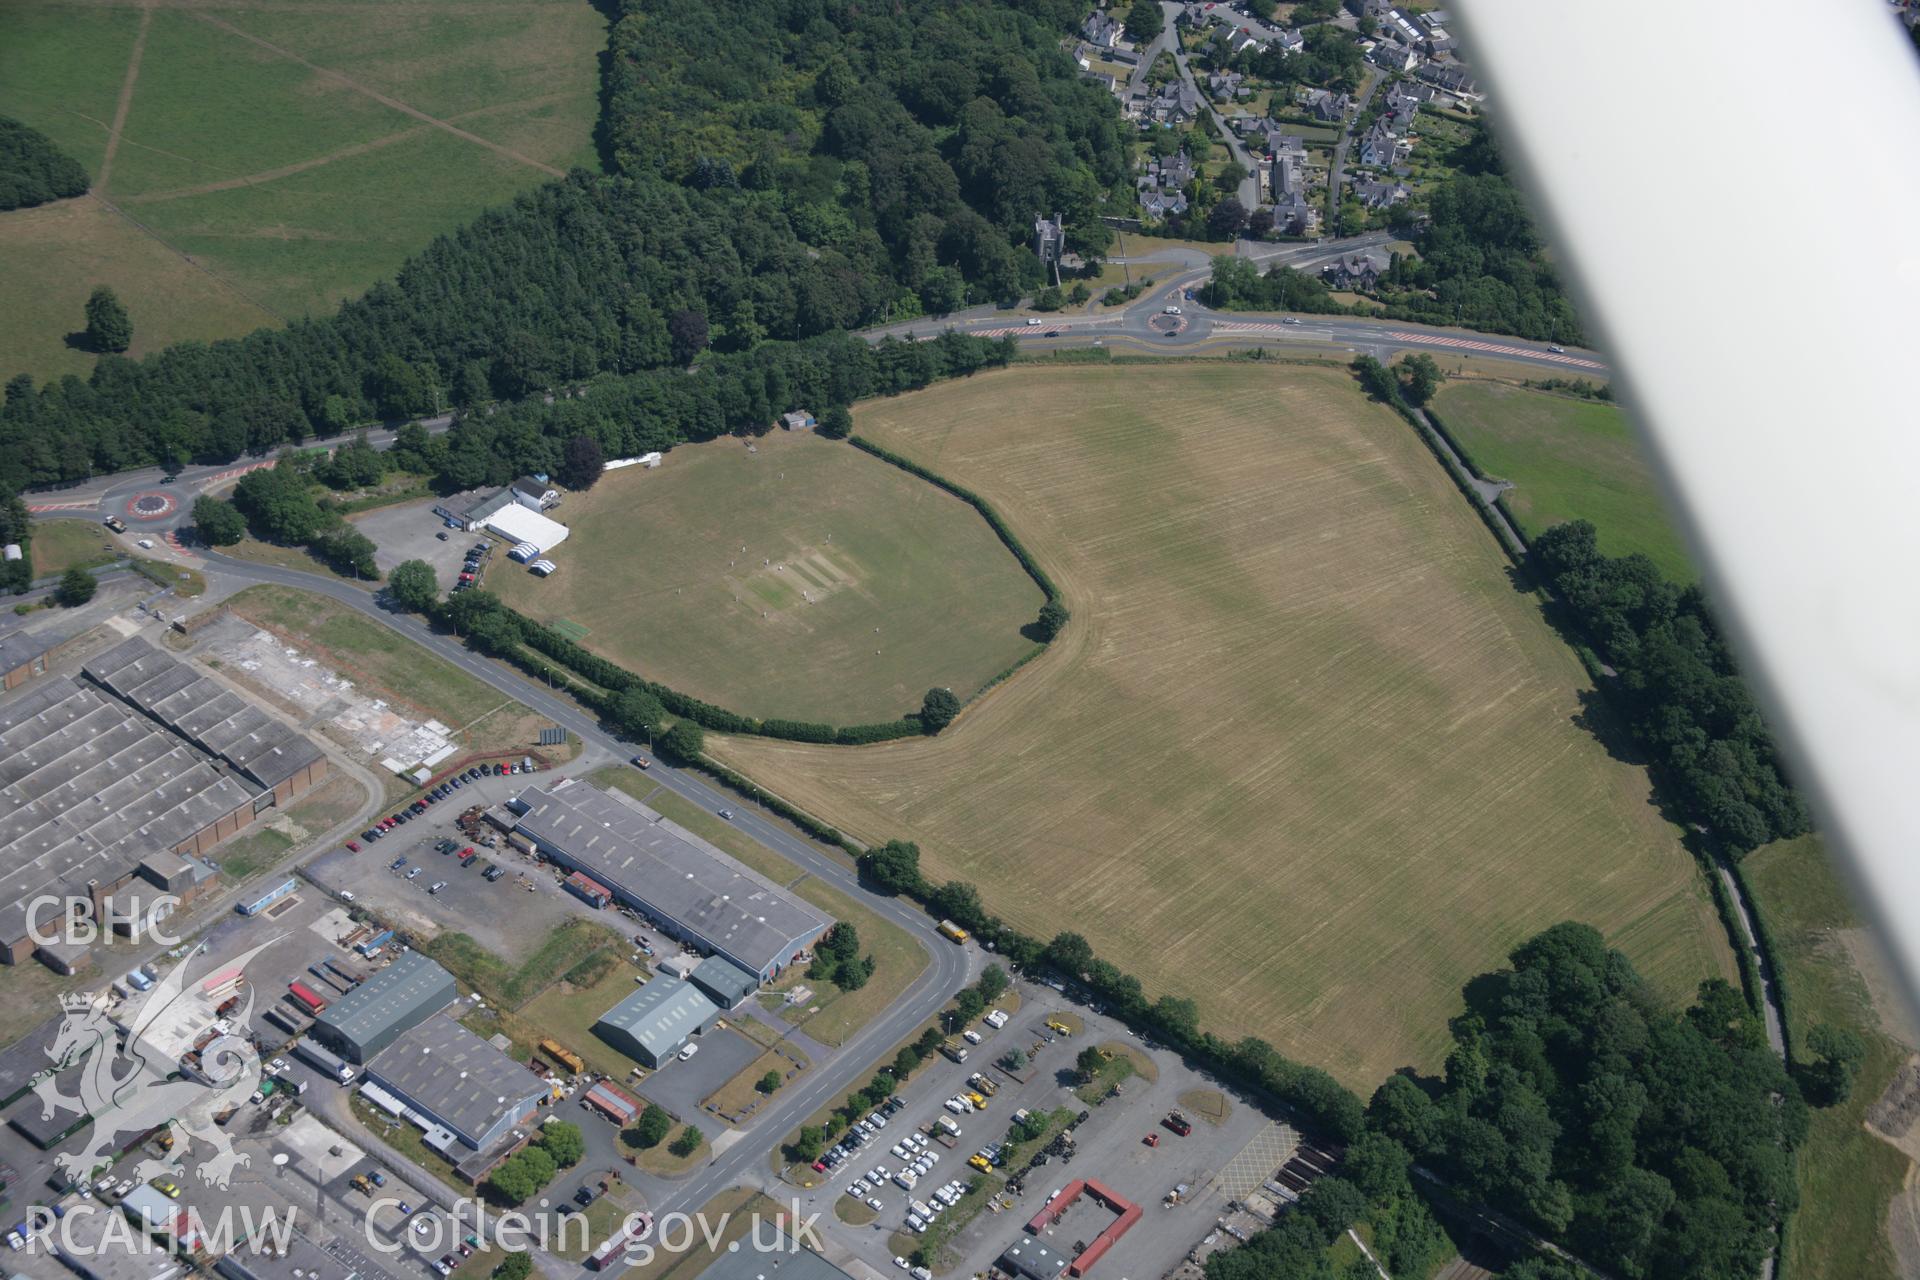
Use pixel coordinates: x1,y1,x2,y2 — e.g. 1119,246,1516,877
848,437,1060,602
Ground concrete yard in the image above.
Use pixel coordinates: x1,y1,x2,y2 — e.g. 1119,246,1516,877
636,1025,762,1128
353,500,498,587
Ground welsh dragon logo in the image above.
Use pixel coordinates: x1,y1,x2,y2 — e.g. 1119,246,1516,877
35,937,281,1190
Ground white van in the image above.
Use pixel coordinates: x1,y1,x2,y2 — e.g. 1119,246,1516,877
936,1116,961,1137
678,1042,699,1062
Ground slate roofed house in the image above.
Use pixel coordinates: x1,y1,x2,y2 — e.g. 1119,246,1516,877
1271,26,1306,54
1368,39,1421,72
1322,252,1389,291
1417,62,1479,96
1302,88,1352,122
1082,8,1121,48
1356,120,1412,168
1139,188,1188,220
1352,177,1411,210
1206,71,1249,100
1383,84,1426,125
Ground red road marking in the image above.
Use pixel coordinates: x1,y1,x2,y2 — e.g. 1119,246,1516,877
27,501,100,513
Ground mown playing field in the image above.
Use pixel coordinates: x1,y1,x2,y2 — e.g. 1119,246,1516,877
0,0,606,382
712,363,1735,1087
491,431,1046,725
1429,380,1697,580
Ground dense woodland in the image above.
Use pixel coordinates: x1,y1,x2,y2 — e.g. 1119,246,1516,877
0,117,89,212
0,0,1123,499
1532,520,1807,851
1367,925,1802,1280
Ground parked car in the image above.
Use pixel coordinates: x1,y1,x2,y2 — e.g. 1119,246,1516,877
406,868,422,881
429,881,447,895
345,840,360,852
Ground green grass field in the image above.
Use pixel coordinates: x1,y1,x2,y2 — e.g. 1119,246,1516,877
493,431,1046,725
1744,836,1916,1280
0,0,606,382
715,363,1734,1087
29,520,119,577
1428,380,1697,580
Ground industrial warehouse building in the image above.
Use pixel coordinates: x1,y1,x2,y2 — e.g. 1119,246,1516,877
690,1240,854,1280
0,616,84,691
689,954,759,1011
592,976,720,1068
363,1016,547,1164
312,951,457,1062
0,638,327,969
508,779,829,982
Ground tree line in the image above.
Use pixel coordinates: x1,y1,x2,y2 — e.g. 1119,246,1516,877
0,117,88,211
2,0,1129,496
1531,520,1807,852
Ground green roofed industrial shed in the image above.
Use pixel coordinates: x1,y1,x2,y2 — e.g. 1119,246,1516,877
593,976,719,1068
313,951,456,1063
688,955,759,1010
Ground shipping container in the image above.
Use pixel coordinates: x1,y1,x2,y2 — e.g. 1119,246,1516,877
286,981,328,1015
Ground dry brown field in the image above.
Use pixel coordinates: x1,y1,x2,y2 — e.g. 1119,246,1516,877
712,362,1734,1087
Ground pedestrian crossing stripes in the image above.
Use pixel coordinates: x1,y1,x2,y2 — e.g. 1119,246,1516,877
206,459,278,483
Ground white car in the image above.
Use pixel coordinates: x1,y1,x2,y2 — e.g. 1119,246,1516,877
1025,317,1044,326
870,1165,888,1182
905,1214,925,1233
913,1267,933,1280
963,1029,983,1044
891,1143,910,1159
1548,344,1566,353
894,1259,909,1271
1163,305,1182,315
850,1179,869,1196
924,1150,940,1163
943,1098,967,1114
867,1196,884,1210
869,1113,887,1128
1281,316,1301,325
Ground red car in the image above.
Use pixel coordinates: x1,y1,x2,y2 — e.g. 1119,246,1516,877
345,840,361,852
462,846,476,858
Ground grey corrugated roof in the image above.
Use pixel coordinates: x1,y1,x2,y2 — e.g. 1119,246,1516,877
0,618,76,675
0,677,253,947
595,978,719,1059
316,951,456,1051
85,637,324,788
366,1016,546,1146
689,955,758,1005
510,781,829,975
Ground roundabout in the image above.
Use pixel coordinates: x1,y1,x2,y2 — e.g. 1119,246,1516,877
127,491,179,521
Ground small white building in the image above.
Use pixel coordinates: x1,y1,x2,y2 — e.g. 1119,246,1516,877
780,410,817,432
484,503,569,556
2,543,20,562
